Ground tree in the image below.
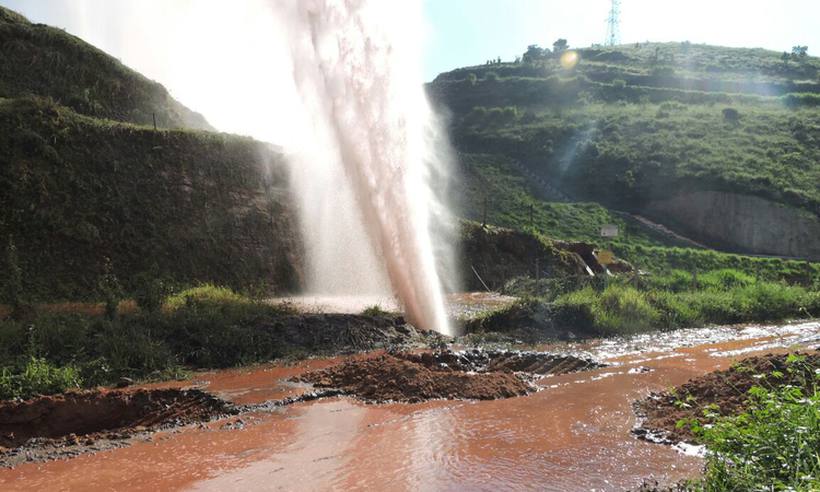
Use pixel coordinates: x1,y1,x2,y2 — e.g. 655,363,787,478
522,44,546,64
791,45,808,60
553,38,569,54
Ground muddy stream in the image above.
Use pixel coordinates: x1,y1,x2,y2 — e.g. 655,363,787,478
2,320,818,491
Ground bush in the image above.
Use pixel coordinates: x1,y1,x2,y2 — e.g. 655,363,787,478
133,271,168,314
692,364,820,491
0,357,82,400
553,285,660,335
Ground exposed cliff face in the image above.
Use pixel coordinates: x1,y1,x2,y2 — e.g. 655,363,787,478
646,191,820,260
0,97,303,300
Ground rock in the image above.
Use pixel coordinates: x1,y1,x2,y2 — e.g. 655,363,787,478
115,377,134,388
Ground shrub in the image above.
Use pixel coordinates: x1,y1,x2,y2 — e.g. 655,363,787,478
0,357,82,400
164,284,248,311
361,305,389,317
132,271,168,314
694,377,820,490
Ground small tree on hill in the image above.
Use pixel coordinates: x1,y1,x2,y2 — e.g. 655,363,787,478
553,39,569,54
522,44,546,64
791,45,808,60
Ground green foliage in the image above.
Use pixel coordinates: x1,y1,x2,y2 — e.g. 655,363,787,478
554,285,660,335
1,235,23,309
97,257,122,320
0,97,300,301
551,275,817,335
692,360,820,491
0,357,82,400
361,305,390,317
434,42,820,218
133,270,168,314
0,285,304,398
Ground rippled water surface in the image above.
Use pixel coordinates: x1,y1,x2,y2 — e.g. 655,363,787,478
2,321,818,491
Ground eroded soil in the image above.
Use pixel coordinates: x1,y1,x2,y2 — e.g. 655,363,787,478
0,388,237,467
297,349,602,402
634,350,820,443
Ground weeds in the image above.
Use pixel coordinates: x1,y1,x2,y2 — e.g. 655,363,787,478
680,354,820,491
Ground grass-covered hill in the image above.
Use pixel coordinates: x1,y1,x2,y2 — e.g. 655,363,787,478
431,42,820,261
0,6,211,130
0,96,303,301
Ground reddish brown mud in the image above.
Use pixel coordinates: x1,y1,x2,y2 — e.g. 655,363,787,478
0,320,817,491
297,353,533,402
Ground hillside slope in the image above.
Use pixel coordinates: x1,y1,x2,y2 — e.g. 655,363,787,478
431,42,820,260
0,97,302,300
0,6,212,130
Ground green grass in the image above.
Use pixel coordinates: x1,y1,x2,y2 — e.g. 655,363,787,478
683,354,820,491
0,286,301,399
459,150,820,285
433,43,820,259
552,277,819,335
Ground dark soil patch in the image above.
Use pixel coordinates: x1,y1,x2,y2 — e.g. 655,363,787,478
298,354,531,403
634,351,820,443
395,349,604,375
0,388,237,466
297,349,602,403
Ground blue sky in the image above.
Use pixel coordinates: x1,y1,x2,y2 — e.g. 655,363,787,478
3,0,820,81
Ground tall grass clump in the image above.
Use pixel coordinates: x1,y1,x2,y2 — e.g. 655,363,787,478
553,285,660,335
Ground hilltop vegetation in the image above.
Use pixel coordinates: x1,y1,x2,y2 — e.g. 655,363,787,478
432,42,820,217
432,41,820,274
0,6,211,130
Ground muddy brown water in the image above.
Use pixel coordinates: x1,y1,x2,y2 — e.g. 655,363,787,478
1,321,818,491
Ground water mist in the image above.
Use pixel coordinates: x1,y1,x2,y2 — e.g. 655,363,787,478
274,0,454,336
49,0,456,335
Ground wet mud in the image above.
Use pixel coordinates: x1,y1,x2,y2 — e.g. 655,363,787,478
634,350,820,443
297,349,604,403
0,320,818,491
0,388,237,467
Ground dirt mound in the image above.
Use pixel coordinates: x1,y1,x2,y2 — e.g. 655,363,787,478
396,349,603,375
0,388,236,450
634,351,820,443
297,349,602,403
298,354,533,403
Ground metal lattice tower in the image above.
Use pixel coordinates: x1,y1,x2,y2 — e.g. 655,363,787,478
605,0,621,46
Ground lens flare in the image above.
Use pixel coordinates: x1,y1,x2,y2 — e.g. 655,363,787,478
560,50,579,69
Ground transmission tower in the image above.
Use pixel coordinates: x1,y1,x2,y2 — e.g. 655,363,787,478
605,0,621,46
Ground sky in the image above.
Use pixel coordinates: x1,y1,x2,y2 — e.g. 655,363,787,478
1,0,818,139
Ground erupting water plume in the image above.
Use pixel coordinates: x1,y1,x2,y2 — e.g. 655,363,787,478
48,0,456,335
274,0,454,335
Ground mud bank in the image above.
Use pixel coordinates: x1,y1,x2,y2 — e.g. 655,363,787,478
297,349,602,403
634,350,820,443
0,389,237,467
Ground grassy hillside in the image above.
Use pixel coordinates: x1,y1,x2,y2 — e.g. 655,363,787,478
0,97,302,301
431,43,820,218
0,6,211,130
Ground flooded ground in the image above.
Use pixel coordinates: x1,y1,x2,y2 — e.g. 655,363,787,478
2,320,818,491
269,292,517,320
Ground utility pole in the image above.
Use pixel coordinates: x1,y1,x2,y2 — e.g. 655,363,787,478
605,0,621,47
